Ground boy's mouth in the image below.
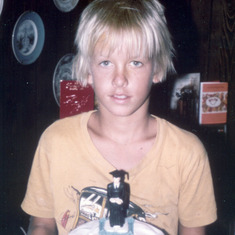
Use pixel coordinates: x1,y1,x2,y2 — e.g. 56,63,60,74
113,95,128,99
111,94,130,103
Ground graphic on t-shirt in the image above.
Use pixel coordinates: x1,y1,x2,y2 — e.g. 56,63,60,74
59,186,81,229
60,186,153,231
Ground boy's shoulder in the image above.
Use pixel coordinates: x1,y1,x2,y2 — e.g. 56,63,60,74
153,115,205,151
41,111,93,140
153,116,207,168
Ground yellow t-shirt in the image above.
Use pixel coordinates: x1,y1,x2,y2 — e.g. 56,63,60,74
21,111,217,235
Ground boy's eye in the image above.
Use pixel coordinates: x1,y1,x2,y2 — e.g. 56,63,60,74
100,61,111,67
131,61,143,67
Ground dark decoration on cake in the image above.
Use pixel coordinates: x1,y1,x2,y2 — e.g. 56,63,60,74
107,170,130,227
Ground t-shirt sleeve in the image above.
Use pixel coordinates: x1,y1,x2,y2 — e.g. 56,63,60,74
21,133,54,218
178,142,217,227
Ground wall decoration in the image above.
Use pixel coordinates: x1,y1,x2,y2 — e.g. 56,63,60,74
60,81,94,119
0,0,4,16
199,82,228,125
12,11,45,65
53,53,76,106
53,0,79,12
170,73,200,121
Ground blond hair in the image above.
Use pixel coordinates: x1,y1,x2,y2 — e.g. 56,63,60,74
73,0,175,86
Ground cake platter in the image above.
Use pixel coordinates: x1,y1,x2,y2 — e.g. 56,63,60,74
53,53,76,106
53,0,79,12
12,11,45,65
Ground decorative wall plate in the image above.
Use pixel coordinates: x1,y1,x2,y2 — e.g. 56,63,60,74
12,11,45,65
0,0,4,16
53,0,79,12
53,54,76,106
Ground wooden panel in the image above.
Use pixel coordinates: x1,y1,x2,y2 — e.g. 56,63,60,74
219,0,235,151
190,0,213,81
190,0,235,152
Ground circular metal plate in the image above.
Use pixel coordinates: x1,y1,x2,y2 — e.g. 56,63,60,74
0,0,4,16
53,0,79,12
53,54,76,106
12,11,45,65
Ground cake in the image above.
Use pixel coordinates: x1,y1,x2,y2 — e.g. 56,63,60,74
69,170,164,234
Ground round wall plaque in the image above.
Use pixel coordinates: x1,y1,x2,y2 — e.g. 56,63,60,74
0,0,4,16
12,11,45,65
53,0,79,12
53,54,76,106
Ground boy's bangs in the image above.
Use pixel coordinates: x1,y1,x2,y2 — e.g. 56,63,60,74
97,27,150,59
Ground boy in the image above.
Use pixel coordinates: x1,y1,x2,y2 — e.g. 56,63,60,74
21,0,217,234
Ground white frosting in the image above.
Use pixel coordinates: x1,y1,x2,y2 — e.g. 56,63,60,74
69,218,164,235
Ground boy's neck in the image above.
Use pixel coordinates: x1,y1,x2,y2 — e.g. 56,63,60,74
90,110,154,144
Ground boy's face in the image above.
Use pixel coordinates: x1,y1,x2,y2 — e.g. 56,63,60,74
88,42,159,117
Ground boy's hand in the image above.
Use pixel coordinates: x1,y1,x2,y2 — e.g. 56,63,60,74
27,216,57,235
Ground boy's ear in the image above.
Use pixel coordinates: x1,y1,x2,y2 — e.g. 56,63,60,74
152,73,160,84
87,73,93,85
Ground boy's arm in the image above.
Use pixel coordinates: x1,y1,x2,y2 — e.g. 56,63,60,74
179,223,205,235
27,216,57,235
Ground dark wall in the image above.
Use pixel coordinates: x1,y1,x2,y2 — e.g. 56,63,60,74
0,0,89,233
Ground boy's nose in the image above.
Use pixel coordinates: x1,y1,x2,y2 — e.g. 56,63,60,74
112,68,128,87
